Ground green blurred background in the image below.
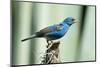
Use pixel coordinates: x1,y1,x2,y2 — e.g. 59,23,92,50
12,1,96,65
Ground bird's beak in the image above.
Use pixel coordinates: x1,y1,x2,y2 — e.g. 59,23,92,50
72,18,77,24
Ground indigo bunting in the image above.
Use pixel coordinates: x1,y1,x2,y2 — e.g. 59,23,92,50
22,17,76,43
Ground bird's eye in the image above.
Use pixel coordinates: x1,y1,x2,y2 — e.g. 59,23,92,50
59,24,63,26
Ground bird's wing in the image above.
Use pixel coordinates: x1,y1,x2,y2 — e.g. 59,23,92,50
36,26,54,37
36,24,64,37
55,24,64,31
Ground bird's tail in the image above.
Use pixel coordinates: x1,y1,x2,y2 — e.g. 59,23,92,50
21,34,36,42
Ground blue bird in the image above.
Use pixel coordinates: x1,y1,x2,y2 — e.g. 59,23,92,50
21,17,76,45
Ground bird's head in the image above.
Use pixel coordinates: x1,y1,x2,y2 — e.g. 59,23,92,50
63,17,76,26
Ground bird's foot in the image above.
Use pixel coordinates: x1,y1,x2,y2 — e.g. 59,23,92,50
47,40,53,49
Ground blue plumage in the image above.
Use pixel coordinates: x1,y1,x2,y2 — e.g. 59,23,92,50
22,17,76,42
46,23,69,40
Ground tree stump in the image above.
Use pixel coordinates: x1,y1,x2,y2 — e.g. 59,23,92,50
41,41,61,64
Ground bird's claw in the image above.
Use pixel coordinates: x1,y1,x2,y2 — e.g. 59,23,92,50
46,40,53,49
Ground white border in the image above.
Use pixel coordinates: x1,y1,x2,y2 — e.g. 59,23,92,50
0,0,100,67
